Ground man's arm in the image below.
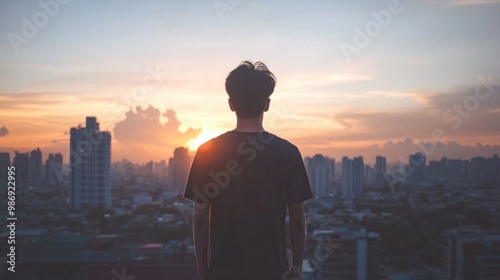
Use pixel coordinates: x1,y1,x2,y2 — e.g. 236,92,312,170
193,202,210,280
288,202,306,277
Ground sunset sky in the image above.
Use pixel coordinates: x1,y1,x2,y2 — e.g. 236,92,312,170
1,0,499,164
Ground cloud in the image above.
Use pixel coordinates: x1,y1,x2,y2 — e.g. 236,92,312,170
331,82,500,142
0,126,9,137
0,92,82,110
292,79,500,162
113,105,201,161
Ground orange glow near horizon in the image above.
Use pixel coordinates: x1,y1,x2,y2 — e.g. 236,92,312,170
187,129,223,152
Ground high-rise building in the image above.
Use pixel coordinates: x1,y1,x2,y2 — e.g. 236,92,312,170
467,155,500,184
342,156,364,199
45,153,63,185
0,152,10,187
447,158,466,181
154,159,168,180
364,165,374,186
327,158,335,182
169,147,191,194
427,157,467,182
13,151,30,185
69,117,111,210
313,154,328,198
304,154,334,198
29,147,43,185
375,156,387,188
440,226,500,280
315,227,380,280
408,152,426,184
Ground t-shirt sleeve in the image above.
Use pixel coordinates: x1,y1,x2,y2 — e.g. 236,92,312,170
183,150,210,204
286,146,313,203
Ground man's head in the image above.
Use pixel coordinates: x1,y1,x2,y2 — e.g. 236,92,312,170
225,61,276,119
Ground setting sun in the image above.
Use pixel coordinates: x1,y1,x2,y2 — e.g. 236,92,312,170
187,129,223,152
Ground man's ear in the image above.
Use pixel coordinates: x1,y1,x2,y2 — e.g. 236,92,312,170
228,98,235,112
263,98,270,112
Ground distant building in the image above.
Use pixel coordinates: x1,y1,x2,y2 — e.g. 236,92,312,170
408,152,426,184
69,117,111,210
327,158,335,182
154,159,168,180
29,147,43,185
169,147,191,194
440,226,500,280
13,151,30,185
342,156,364,199
428,157,467,182
364,165,374,186
138,161,153,175
45,153,63,185
0,152,10,186
133,192,153,206
447,158,466,181
136,160,155,181
375,156,387,188
305,154,330,198
468,155,500,184
315,227,380,280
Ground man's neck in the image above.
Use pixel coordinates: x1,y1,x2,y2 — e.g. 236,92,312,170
233,116,265,132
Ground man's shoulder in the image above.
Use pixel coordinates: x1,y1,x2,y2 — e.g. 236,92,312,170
196,132,230,151
268,133,298,150
196,131,299,153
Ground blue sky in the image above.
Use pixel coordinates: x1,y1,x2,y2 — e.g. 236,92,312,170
1,0,499,163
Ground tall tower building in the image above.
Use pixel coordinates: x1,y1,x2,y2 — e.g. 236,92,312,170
0,152,10,187
408,152,426,184
29,147,43,185
375,156,387,188
154,159,168,180
342,156,364,199
304,154,332,198
69,117,111,210
169,147,191,194
46,153,63,185
327,158,336,182
312,154,328,198
13,151,30,185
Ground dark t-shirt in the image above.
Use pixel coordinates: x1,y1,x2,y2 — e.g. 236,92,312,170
184,131,313,280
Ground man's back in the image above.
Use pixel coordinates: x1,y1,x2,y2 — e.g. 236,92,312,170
184,130,312,280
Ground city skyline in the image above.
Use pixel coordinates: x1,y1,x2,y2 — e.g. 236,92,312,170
5,133,499,197
2,139,499,167
1,0,500,163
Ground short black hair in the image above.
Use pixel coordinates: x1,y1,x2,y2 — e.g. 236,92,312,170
225,61,276,118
